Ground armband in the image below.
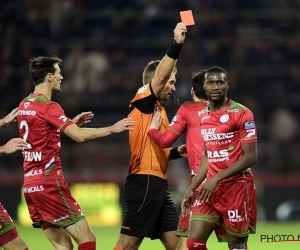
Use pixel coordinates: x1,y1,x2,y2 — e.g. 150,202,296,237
166,39,183,59
170,147,182,160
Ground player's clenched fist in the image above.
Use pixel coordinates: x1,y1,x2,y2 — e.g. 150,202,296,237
173,22,187,44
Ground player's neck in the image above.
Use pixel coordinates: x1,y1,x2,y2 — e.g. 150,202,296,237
209,97,228,111
33,84,53,101
193,96,201,102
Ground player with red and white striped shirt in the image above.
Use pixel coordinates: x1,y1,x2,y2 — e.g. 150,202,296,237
17,56,134,250
182,66,257,250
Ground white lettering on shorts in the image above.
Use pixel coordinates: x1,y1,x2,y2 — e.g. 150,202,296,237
53,215,69,223
228,209,245,222
23,185,44,193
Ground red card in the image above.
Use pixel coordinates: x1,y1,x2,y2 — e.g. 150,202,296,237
180,10,195,26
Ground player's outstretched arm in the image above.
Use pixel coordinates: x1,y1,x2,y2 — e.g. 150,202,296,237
151,22,187,97
63,118,135,142
0,107,19,128
72,111,94,127
0,138,27,155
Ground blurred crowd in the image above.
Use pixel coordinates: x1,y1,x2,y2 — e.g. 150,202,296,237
0,0,299,183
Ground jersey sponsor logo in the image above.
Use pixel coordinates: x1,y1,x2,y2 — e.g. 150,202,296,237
24,102,30,108
23,185,44,193
220,114,229,123
245,120,255,129
169,114,178,126
19,110,36,116
24,169,43,177
137,85,147,94
201,128,233,141
53,215,69,223
228,209,245,222
207,150,229,162
206,140,232,146
202,128,216,134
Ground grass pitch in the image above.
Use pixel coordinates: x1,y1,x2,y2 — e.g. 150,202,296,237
16,222,300,250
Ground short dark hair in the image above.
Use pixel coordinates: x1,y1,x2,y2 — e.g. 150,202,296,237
28,56,63,86
142,60,177,85
205,66,227,79
191,70,208,100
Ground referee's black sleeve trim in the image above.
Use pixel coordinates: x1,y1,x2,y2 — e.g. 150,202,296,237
130,84,157,114
170,147,182,160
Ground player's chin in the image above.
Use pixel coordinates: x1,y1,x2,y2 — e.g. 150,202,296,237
53,88,61,92
160,95,169,102
209,95,221,102
165,95,172,101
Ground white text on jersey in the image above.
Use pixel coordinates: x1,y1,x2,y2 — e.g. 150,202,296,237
19,110,36,115
23,151,42,162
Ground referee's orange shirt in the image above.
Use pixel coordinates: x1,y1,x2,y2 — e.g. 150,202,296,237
128,83,170,179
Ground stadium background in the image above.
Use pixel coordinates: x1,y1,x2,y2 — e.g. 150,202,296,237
0,0,299,249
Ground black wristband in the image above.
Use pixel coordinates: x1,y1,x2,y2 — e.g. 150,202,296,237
170,147,182,160
166,39,183,59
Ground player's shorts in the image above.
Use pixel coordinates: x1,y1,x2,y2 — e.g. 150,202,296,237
121,174,178,240
24,178,85,229
190,180,255,237
176,192,227,242
0,202,18,246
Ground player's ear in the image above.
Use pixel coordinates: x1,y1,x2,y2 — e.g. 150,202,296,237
226,81,229,90
191,87,194,97
47,73,52,82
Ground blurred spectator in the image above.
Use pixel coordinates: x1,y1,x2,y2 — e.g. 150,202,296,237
268,102,298,173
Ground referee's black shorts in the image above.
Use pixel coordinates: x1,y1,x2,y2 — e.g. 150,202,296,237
120,174,178,240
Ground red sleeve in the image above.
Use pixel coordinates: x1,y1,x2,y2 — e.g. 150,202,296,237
168,105,188,135
148,105,188,148
149,129,179,148
43,102,74,132
237,109,257,144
